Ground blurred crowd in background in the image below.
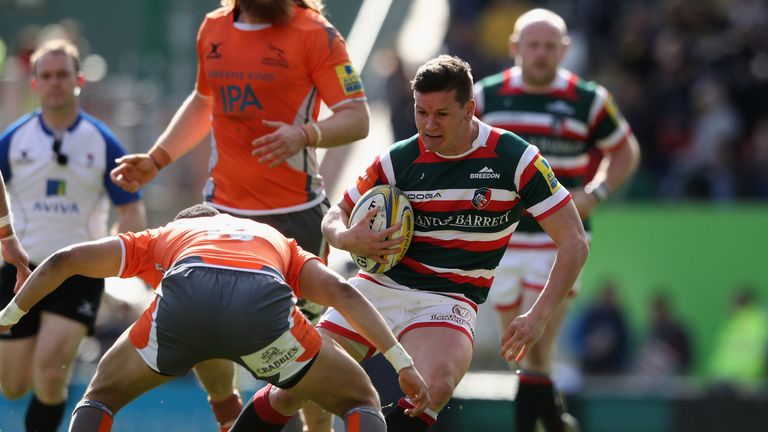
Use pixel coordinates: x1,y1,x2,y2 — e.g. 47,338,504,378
563,280,767,396
1,0,766,399
441,0,768,201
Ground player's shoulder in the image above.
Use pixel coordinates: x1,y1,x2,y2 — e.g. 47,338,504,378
370,135,420,174
391,134,419,151
1,112,37,137
291,6,336,31
289,6,342,38
200,6,234,34
566,69,609,97
475,69,506,90
387,134,421,160
79,111,113,131
73,112,130,159
493,126,534,159
78,112,122,141
204,6,232,22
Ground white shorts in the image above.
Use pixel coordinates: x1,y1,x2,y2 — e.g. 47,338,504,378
487,248,580,311
317,276,478,359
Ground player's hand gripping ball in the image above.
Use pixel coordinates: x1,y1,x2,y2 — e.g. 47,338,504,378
348,184,414,273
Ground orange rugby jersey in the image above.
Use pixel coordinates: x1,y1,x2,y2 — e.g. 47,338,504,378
117,214,319,297
196,6,366,215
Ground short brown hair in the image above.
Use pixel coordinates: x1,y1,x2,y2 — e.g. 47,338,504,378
30,38,80,76
410,55,474,105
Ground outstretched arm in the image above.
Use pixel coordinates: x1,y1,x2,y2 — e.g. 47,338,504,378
298,259,430,415
0,237,122,331
111,91,213,193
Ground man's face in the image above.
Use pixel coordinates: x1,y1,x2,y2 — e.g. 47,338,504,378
238,0,294,23
512,21,568,87
31,52,81,113
414,89,474,156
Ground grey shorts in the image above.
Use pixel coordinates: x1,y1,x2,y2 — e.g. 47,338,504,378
128,261,322,387
229,200,330,322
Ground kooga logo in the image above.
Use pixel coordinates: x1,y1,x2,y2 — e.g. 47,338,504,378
470,167,501,179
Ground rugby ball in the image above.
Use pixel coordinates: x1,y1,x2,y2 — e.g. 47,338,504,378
347,184,414,274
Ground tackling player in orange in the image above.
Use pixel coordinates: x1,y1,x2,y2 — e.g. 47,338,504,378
0,204,428,432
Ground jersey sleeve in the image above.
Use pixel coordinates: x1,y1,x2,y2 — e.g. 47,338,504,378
341,152,390,208
0,113,35,182
304,23,366,109
99,126,142,205
514,144,572,220
117,229,163,287
195,17,212,97
283,238,321,297
588,84,632,152
0,127,13,182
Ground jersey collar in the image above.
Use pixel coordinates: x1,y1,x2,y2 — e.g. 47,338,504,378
37,110,83,136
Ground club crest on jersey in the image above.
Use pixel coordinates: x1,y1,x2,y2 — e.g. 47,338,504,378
336,62,362,95
472,187,492,210
206,42,223,59
262,43,289,68
534,156,561,193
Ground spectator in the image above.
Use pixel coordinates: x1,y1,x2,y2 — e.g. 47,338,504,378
632,292,692,390
707,287,768,394
574,280,630,375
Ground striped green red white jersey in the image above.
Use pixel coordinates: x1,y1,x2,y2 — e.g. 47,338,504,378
474,67,632,247
342,120,571,305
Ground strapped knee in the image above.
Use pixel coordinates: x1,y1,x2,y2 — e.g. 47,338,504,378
70,398,114,431
345,405,386,431
73,399,114,418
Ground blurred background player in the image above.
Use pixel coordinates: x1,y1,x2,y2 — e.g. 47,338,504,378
0,38,145,432
268,54,589,431
0,204,429,432
474,8,640,432
110,1,369,430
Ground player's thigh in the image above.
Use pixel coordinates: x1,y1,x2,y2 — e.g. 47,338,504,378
34,312,88,373
287,338,378,416
399,326,473,409
317,327,368,363
193,358,236,399
84,328,174,413
0,336,37,396
487,251,527,325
